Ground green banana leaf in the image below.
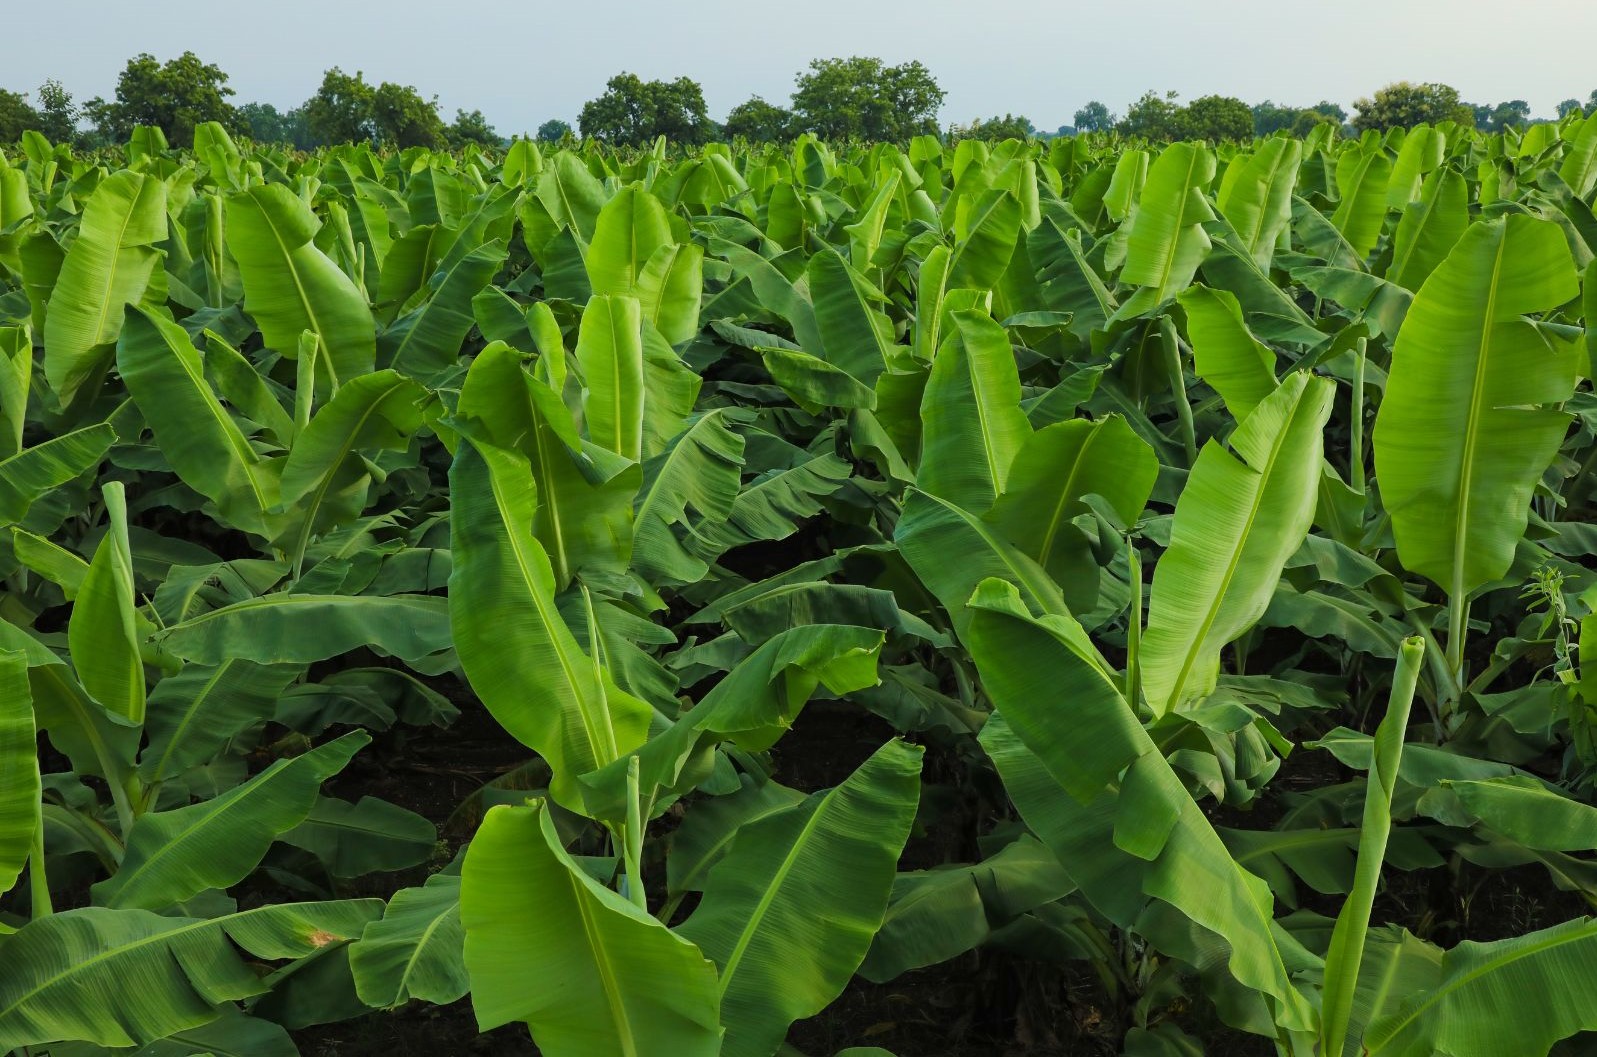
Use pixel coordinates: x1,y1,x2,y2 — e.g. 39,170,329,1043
0,651,37,897
1142,371,1334,714
68,482,144,725
225,184,376,390
1117,142,1216,315
0,900,381,1050
448,435,649,808
460,801,722,1056
92,731,368,909
632,409,745,586
967,580,1316,1033
117,306,280,537
1373,214,1581,605
350,871,467,1009
138,660,302,785
576,294,646,461
42,170,166,405
1363,917,1597,1056
915,310,1031,512
157,594,451,665
678,739,924,1057
1216,137,1301,271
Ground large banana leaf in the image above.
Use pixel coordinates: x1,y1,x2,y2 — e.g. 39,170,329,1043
1363,917,1597,1056
0,423,116,527
275,368,429,566
42,170,166,405
92,731,368,909
138,660,303,785
350,871,467,1009
678,739,923,1057
0,900,381,1050
0,651,36,897
576,294,646,461
1141,371,1334,713
1330,147,1392,259
1385,167,1467,293
157,594,451,665
1216,138,1301,271
632,409,745,585
586,184,674,302
967,580,1316,1033
381,238,508,380
915,310,1030,512
225,184,376,389
448,436,649,807
117,305,280,537
984,415,1156,611
808,247,894,383
1176,285,1277,420
1373,214,1581,606
68,482,144,725
1117,142,1216,315
460,801,722,1055
456,342,637,585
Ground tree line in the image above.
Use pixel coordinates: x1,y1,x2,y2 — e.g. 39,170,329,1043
3,53,1596,150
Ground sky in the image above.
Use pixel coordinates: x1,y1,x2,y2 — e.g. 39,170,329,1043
6,0,1596,134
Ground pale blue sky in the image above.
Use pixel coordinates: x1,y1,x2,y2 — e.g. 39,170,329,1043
7,0,1595,133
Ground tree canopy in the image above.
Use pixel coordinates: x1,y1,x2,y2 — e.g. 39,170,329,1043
790,56,944,140
82,52,241,147
724,96,794,142
1351,81,1473,131
578,73,712,146
1073,100,1115,133
536,118,572,144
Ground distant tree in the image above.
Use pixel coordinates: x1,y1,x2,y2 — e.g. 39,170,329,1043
1469,102,1493,128
238,102,313,148
1180,95,1253,141
371,81,444,148
447,108,499,147
724,96,794,141
537,118,572,143
1053,125,1077,138
1486,99,1532,131
304,68,377,145
790,56,944,141
34,80,77,142
1352,82,1472,132
1558,98,1584,119
1306,100,1347,123
0,90,42,143
579,73,711,146
1073,100,1115,133
1117,90,1185,140
83,52,241,146
949,113,1035,142
1590,89,1597,111
1252,100,1298,135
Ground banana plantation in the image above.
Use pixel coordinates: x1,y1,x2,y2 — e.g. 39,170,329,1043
0,113,1596,1055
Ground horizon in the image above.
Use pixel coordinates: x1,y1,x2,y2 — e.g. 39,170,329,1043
5,0,1595,136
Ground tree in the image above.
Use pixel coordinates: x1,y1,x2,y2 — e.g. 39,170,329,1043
1252,100,1298,135
537,119,572,144
724,96,794,141
303,67,377,145
1351,81,1473,132
447,108,499,148
579,73,711,146
0,90,42,143
1073,100,1115,133
1558,98,1584,119
237,102,313,149
790,56,944,141
1180,95,1253,141
83,52,241,146
1486,99,1532,131
371,81,444,148
34,80,77,142
949,113,1035,142
1117,90,1185,140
